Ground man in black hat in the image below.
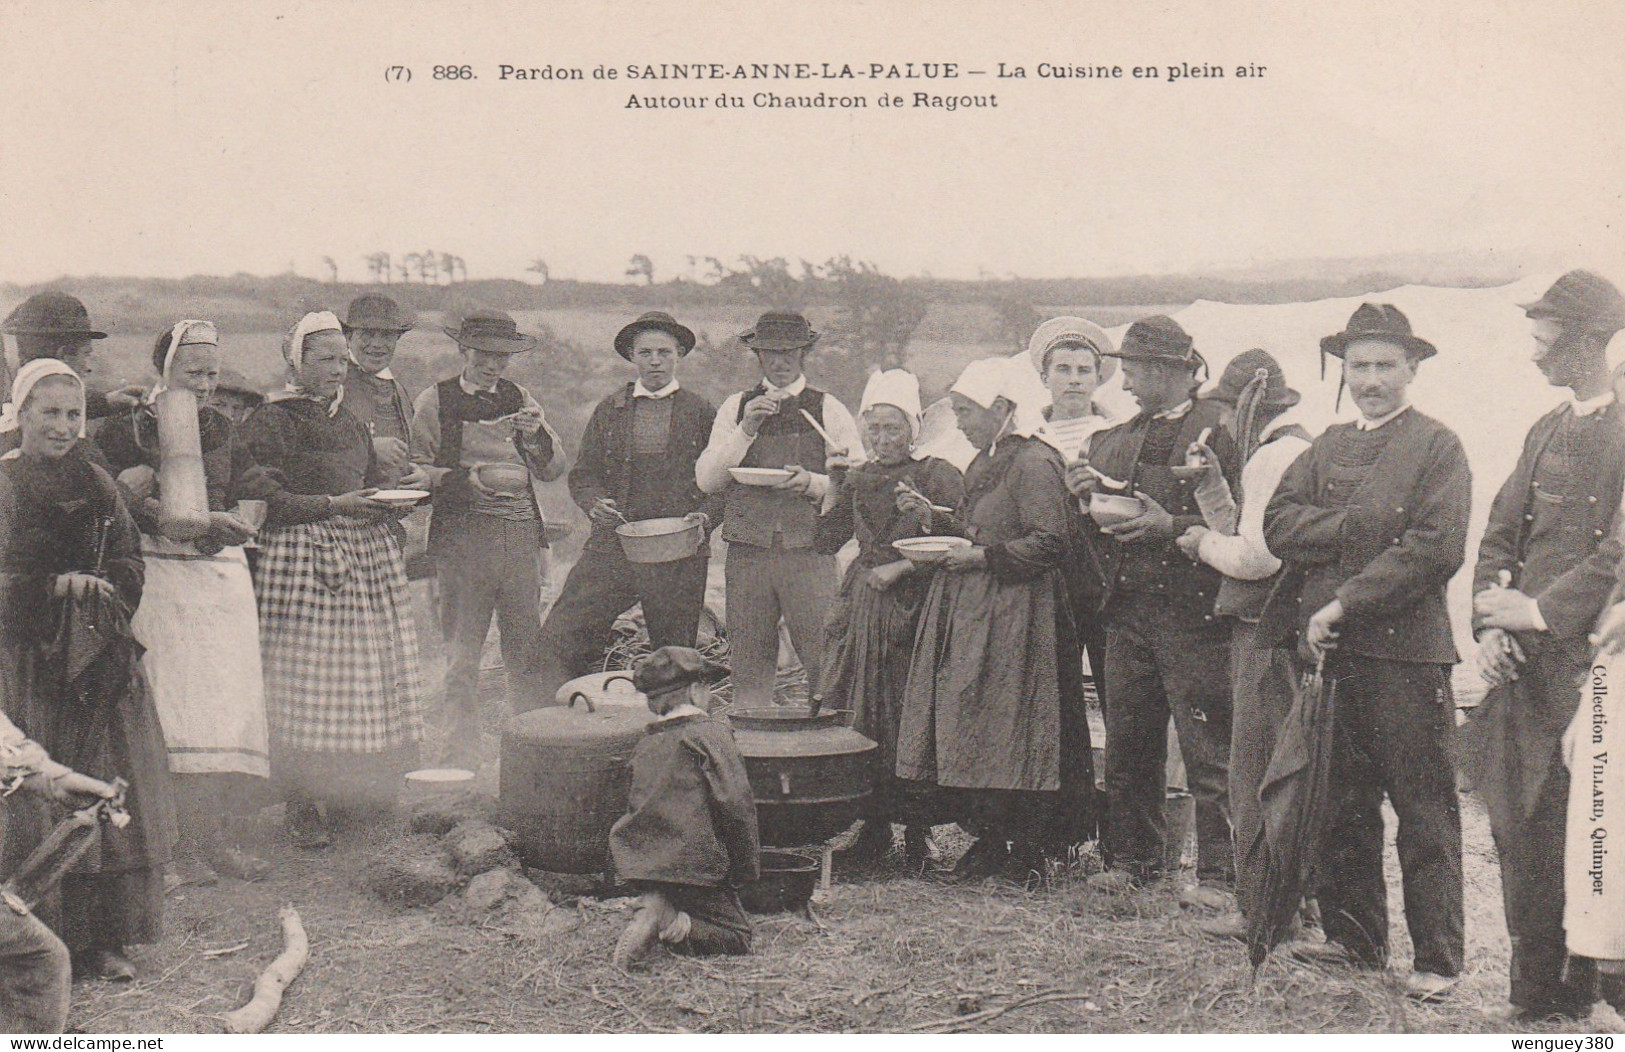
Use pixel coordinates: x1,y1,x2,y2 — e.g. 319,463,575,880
1069,315,1240,902
1172,349,1314,939
534,311,722,702
2,291,143,427
341,293,421,489
694,311,863,708
1466,270,1625,1021
410,308,565,765
1260,303,1470,1000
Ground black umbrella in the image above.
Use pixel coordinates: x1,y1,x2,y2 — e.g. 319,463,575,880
1,780,129,911
1247,653,1338,972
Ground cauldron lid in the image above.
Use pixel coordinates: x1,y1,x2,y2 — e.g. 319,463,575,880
727,707,851,731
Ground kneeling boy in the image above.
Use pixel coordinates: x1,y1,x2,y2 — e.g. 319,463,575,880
609,647,759,969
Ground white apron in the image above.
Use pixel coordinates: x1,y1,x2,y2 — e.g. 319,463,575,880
131,535,270,778
1566,649,1625,961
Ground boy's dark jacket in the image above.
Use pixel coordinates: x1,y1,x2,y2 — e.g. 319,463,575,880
609,713,760,887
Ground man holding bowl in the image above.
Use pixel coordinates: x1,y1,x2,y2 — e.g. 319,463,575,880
410,307,564,767
1067,315,1240,905
695,312,863,709
534,311,721,703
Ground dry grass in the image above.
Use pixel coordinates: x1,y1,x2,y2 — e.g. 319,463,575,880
61,586,1584,1035
65,773,1577,1035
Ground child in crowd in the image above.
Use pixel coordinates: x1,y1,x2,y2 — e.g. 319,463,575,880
609,647,759,970
0,708,119,1033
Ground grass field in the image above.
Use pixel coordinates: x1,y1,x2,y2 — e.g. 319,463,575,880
52,573,1594,1036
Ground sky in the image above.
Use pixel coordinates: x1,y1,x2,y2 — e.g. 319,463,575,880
1,0,1621,285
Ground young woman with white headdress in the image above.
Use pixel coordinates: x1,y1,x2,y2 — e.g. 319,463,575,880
240,312,425,849
0,360,177,981
95,321,275,882
895,357,1095,887
815,369,965,868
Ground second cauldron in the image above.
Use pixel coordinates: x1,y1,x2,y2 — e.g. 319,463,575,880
726,706,876,847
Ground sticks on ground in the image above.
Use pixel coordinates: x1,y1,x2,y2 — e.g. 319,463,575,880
909,990,1093,1033
222,906,310,1034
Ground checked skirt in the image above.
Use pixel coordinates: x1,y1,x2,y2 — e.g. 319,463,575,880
256,516,425,755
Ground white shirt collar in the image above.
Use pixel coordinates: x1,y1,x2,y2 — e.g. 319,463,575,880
1570,391,1615,417
634,379,680,399
1357,403,1410,430
762,375,807,397
1150,399,1192,421
459,373,497,396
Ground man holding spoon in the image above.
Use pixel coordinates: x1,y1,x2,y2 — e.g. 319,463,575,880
1066,315,1240,905
410,308,564,767
695,312,863,708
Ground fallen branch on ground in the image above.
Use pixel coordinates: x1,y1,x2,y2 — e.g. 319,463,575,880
909,990,1093,1032
221,906,309,1034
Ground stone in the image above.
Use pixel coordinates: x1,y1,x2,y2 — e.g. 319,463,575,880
446,819,518,876
464,869,514,911
364,837,461,907
408,792,495,837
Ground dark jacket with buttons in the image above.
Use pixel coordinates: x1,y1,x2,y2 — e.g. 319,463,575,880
1086,400,1240,633
1472,402,1625,644
569,383,721,555
1258,408,1470,663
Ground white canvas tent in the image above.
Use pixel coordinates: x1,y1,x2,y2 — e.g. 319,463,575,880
917,274,1582,663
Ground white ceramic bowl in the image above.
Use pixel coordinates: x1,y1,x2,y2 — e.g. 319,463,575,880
404,768,475,793
892,536,971,563
370,488,431,506
1089,492,1144,527
476,463,530,494
729,467,796,487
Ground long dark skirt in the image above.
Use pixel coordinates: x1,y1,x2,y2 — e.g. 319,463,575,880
821,563,944,825
2,654,176,952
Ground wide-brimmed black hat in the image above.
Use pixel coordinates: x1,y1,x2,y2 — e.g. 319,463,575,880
1105,315,1196,363
212,367,266,405
1320,303,1437,362
740,311,818,352
342,293,415,334
2,291,107,340
1519,270,1625,335
1203,348,1301,408
633,646,730,697
614,311,696,361
444,308,538,354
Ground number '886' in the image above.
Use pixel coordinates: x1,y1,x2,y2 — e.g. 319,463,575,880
433,66,474,80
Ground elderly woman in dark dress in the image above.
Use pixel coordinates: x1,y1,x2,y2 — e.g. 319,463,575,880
896,357,1094,886
0,360,177,982
817,370,964,867
242,312,425,849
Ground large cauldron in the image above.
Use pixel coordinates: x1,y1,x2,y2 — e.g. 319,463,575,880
500,693,654,874
727,707,876,847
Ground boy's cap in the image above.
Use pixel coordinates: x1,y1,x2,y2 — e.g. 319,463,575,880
633,647,730,696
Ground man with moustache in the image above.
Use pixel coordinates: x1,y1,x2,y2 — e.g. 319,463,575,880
534,312,721,702
1260,304,1471,1001
1467,271,1625,1021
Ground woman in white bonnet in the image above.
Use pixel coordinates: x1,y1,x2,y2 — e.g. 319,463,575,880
816,369,964,868
895,357,1095,887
